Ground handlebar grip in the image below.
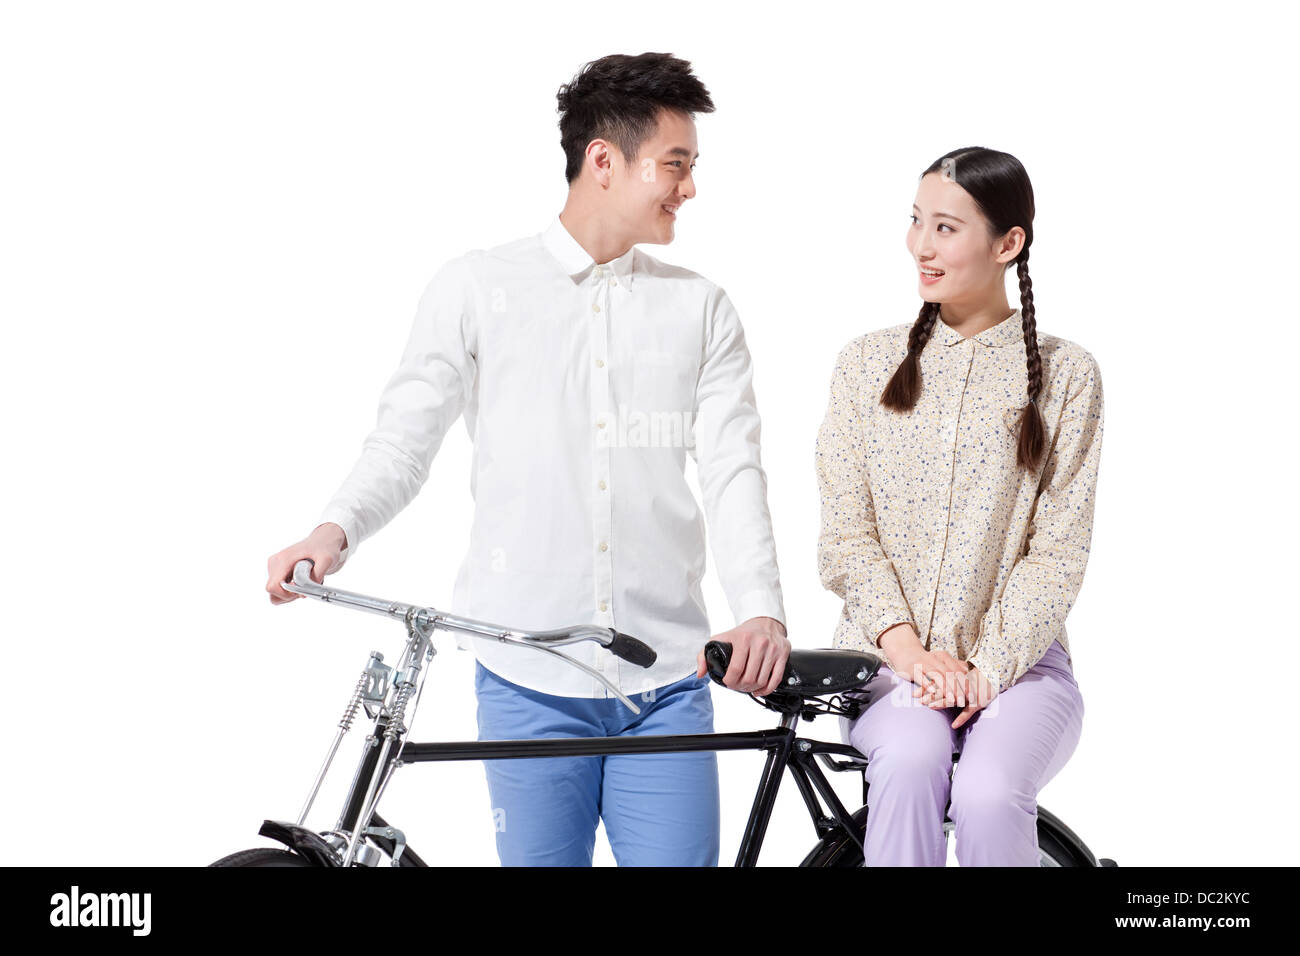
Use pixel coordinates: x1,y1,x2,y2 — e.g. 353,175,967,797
705,639,797,693
608,631,657,668
292,558,316,587
704,640,732,686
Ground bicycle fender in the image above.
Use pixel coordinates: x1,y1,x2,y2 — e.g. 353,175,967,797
257,819,343,867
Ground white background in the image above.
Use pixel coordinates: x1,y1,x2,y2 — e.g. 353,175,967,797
2,0,1295,866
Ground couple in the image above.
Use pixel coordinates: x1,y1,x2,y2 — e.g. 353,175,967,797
265,52,1104,867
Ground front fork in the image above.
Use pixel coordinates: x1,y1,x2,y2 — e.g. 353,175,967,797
283,607,435,866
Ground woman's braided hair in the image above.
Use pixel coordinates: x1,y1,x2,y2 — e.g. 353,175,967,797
880,147,1045,472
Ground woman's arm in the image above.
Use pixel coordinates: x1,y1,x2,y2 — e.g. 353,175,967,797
966,350,1105,693
816,338,915,671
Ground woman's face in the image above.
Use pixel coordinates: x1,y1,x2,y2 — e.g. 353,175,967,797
907,171,1021,307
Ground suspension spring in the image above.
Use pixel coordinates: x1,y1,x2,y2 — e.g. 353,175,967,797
385,682,413,742
338,672,369,732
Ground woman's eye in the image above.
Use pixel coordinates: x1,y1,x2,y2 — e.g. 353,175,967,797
910,215,953,233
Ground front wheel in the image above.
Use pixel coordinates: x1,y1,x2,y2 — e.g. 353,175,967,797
800,805,1099,867
209,847,316,867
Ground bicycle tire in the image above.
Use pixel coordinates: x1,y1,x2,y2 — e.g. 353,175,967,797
800,805,1098,867
209,847,316,867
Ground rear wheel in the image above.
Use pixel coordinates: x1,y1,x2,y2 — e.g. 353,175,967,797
209,847,316,867
800,805,1098,867
1033,806,1098,867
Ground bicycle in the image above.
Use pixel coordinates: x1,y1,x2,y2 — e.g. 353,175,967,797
211,559,1117,867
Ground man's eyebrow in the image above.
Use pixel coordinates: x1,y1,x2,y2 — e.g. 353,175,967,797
666,147,700,160
913,203,965,223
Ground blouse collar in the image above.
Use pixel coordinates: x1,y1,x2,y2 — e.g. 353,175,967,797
932,308,1025,348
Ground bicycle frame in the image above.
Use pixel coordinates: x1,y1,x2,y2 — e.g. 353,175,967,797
329,718,869,867
276,560,871,867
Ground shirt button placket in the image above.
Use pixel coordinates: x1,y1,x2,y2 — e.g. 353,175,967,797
925,342,976,642
589,264,617,695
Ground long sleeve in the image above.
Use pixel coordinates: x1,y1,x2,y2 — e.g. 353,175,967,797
687,285,786,629
816,338,914,666
966,351,1105,693
317,255,478,570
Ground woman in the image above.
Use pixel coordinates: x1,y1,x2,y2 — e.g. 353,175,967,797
816,146,1104,866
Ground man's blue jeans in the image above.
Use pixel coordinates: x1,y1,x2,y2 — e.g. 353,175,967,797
473,660,720,866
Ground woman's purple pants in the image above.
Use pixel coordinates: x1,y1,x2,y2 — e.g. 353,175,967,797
841,639,1084,866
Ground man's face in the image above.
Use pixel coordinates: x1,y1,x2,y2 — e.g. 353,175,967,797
609,108,698,245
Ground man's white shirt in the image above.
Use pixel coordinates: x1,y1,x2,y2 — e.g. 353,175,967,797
318,215,785,697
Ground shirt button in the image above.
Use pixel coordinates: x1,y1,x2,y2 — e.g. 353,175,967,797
598,602,608,612
599,542,608,552
611,279,618,287
596,359,605,368
592,303,601,313
598,480,607,490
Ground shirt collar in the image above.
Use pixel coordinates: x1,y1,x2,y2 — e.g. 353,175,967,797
932,308,1024,348
541,214,637,289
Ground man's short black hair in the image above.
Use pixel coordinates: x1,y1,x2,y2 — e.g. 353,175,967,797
556,52,715,185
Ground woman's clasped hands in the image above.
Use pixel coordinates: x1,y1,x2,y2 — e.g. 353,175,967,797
879,625,999,730
910,650,998,729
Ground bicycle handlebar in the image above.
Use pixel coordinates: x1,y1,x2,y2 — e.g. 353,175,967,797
285,559,658,670
606,631,656,668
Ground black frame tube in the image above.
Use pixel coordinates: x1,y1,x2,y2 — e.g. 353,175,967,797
350,726,866,867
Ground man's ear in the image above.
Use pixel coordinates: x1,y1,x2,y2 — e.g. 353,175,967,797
585,138,616,189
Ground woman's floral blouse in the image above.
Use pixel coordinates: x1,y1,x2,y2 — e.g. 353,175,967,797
816,308,1104,694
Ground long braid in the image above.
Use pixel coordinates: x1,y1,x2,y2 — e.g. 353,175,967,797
880,300,942,410
1015,249,1046,471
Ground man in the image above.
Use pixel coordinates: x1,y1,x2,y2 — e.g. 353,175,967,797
265,52,789,866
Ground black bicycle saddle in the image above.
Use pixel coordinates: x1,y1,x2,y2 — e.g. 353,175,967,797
704,642,881,700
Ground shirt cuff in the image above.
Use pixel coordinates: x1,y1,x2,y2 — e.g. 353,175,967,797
730,587,786,632
872,620,916,675
870,617,914,647
316,508,357,572
963,649,1007,697
966,604,1010,695
840,577,913,649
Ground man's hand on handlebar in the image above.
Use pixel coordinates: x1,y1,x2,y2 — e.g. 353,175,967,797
696,616,790,696
266,523,348,605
